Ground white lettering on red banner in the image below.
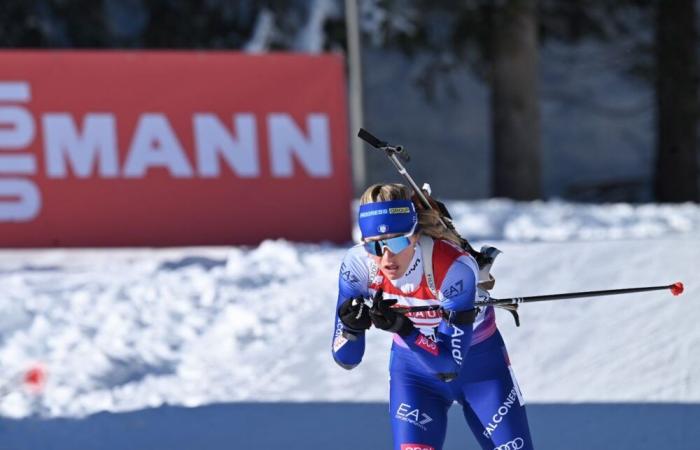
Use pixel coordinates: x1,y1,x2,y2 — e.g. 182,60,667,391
0,52,351,246
0,81,40,221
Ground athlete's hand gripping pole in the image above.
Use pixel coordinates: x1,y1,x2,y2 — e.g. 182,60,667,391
338,296,372,339
368,289,415,337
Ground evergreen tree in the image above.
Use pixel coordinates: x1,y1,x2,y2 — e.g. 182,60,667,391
653,0,699,202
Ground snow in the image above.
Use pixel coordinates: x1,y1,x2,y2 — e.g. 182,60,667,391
0,200,698,418
243,8,275,53
243,0,342,53
293,0,341,52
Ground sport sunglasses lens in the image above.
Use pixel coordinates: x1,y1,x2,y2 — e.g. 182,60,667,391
363,236,411,256
363,241,383,256
384,236,411,253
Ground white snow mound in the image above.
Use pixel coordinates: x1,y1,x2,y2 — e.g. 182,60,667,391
0,200,698,418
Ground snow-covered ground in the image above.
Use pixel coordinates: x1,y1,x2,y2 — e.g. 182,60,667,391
0,199,698,419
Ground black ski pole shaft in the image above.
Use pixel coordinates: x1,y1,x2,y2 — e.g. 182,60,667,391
481,282,684,306
399,282,684,313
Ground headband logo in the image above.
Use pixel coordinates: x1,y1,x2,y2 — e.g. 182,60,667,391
359,208,388,218
378,224,388,233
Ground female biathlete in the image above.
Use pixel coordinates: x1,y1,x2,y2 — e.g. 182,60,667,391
331,183,534,450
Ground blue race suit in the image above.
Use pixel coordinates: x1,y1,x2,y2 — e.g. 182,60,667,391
331,239,534,450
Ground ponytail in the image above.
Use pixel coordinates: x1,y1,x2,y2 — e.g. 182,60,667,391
415,207,463,247
360,182,462,247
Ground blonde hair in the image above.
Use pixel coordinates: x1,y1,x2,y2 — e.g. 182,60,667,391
359,183,463,247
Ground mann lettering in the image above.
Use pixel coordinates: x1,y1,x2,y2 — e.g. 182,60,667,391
43,114,119,178
42,113,331,178
194,113,259,177
269,113,331,177
0,81,336,223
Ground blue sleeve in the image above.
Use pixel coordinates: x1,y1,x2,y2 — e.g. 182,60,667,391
400,258,477,380
331,247,370,370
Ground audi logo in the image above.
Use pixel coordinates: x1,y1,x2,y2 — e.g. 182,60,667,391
494,437,524,450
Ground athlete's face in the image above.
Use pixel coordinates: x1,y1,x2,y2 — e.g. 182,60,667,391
365,234,418,280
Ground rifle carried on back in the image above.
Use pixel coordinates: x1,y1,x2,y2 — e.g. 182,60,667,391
356,129,684,326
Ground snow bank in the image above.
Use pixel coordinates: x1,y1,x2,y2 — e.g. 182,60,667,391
0,200,698,418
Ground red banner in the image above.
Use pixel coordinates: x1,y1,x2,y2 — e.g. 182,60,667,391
0,51,352,247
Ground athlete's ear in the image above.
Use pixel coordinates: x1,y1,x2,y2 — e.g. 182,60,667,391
409,234,420,245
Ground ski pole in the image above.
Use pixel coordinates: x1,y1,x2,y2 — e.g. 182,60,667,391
398,282,685,313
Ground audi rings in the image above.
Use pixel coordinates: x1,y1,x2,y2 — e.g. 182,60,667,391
494,437,524,450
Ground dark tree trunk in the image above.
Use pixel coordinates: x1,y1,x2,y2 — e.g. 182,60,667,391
654,0,699,202
490,0,541,200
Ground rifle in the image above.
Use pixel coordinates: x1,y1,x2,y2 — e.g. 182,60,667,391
356,129,685,326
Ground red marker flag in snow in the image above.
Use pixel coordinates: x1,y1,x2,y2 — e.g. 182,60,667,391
23,365,46,393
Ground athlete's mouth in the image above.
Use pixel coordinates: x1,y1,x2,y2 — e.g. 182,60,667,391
383,263,399,271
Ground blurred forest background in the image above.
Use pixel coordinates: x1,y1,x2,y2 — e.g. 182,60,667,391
1,0,698,202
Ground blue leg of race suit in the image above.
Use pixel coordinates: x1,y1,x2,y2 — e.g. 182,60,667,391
457,333,534,450
390,350,453,450
390,332,534,450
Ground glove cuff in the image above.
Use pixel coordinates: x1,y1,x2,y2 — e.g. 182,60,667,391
339,321,365,333
341,328,363,341
391,316,415,337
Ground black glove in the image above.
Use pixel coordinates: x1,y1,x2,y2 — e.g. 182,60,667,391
338,296,372,332
369,289,414,337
